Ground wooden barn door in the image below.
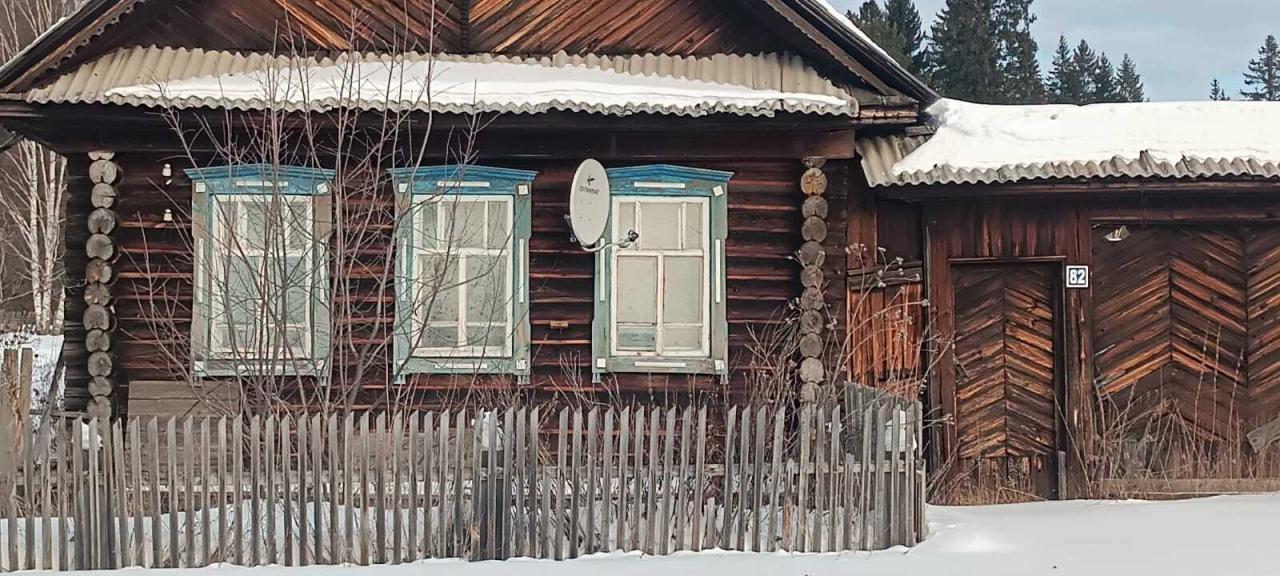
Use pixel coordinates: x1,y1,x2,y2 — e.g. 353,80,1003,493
953,264,1061,499
1092,224,1280,478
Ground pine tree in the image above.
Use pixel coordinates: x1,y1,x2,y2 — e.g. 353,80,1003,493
925,0,1003,103
1116,54,1145,102
993,0,1044,103
1070,39,1100,102
1047,36,1083,103
1210,78,1230,101
1241,34,1280,101
1091,53,1119,103
849,4,912,72
883,0,927,73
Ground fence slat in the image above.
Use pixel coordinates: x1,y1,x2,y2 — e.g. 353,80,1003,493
281,416,294,567
601,408,615,553
616,407,629,552
422,412,434,559
147,418,161,569
215,417,227,567
265,416,277,566
327,414,340,564
297,415,309,566
312,414,324,566
553,408,568,561
436,411,449,560
59,418,71,571
112,418,127,569
584,407,598,556
735,408,751,550
692,407,706,552
232,416,244,566
502,408,515,559
568,409,581,559
751,407,766,552
343,413,355,564
359,412,372,566
514,408,527,557
249,415,261,567
720,406,736,549
659,407,675,555
408,412,419,562
674,407,691,553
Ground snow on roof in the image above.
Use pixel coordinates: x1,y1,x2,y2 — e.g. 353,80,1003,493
877,98,1280,186
56,50,856,118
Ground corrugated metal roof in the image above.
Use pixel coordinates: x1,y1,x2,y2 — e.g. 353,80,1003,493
18,47,861,118
860,133,1280,187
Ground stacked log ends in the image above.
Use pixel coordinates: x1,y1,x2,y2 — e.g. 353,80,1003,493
798,157,830,403
85,151,119,420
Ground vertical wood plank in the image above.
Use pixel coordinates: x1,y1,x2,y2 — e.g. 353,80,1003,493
309,415,323,565
527,408,540,558
645,409,659,555
59,418,71,571
408,413,419,562
615,407,629,552
501,408,514,559
692,407,707,552
112,419,128,568
327,414,339,564
358,412,371,565
343,413,355,564
797,406,812,552
568,408,582,559
859,401,874,551
215,418,227,566
147,418,161,568
874,404,890,550
435,411,449,559
584,407,598,556
264,416,277,566
200,417,210,566
768,407,785,552
843,452,856,551
720,406,736,548
536,408,550,559
828,406,842,550
514,408,527,557
601,409,615,553
752,406,766,553
659,407,675,555
630,409,643,553
181,417,193,568
674,407,691,552
71,419,83,569
453,411,467,559
553,408,568,561
281,417,294,567
486,410,499,560
249,416,261,566
88,419,100,569
422,412,434,559
392,413,404,565
296,415,308,566
232,416,243,566
889,406,902,547
373,413,387,565
735,408,751,551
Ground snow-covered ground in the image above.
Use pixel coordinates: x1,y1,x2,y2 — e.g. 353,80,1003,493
16,494,1280,576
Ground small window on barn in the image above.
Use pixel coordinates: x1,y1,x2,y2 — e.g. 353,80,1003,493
187,165,334,377
389,165,535,381
593,165,732,382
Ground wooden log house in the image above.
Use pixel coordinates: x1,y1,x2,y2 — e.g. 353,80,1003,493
856,99,1280,499
0,0,934,419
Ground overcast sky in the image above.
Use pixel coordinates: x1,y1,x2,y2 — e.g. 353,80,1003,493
833,0,1280,101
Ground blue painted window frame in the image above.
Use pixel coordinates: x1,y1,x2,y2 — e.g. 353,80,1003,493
389,165,536,381
187,164,335,377
592,164,733,382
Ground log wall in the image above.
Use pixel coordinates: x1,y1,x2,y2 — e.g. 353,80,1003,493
61,151,853,415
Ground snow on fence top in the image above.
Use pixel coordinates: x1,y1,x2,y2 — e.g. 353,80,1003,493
26,47,857,118
878,98,1280,186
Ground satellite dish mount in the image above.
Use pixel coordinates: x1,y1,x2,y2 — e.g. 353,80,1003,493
568,159,637,252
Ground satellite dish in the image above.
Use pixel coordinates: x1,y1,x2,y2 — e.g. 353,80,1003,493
569,159,610,247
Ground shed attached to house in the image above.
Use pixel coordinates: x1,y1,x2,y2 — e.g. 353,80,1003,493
855,98,1280,500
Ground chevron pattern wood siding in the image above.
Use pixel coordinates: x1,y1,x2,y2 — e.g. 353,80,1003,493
953,265,1057,460
1247,228,1280,426
1092,226,1256,440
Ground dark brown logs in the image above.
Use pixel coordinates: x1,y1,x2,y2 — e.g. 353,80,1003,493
86,151,120,418
798,157,831,402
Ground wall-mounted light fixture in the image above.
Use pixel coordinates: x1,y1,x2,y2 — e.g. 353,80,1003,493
1105,225,1131,243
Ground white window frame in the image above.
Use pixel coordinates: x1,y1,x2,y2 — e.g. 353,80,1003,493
608,196,712,358
208,193,315,358
410,195,516,359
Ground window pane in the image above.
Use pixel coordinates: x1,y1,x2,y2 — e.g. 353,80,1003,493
640,203,681,250
617,325,657,351
684,202,703,249
424,325,458,349
282,256,309,325
246,200,273,251
419,254,459,323
616,255,657,324
663,325,702,351
444,200,486,249
217,200,239,248
487,200,510,250
617,202,636,245
286,201,310,252
466,255,508,325
466,323,507,350
663,256,703,324
417,202,439,251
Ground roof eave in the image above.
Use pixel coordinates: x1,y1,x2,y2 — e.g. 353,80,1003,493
0,0,135,92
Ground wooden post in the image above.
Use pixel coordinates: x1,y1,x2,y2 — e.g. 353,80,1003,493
85,151,120,419
799,157,829,404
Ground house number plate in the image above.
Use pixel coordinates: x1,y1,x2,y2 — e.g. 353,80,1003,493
1066,265,1089,289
